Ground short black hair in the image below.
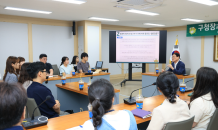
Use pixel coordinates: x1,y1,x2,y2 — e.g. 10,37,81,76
39,54,47,59
173,53,180,58
81,52,88,59
0,82,27,129
26,62,46,79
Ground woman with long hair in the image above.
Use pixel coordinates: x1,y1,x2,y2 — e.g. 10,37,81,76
147,71,191,130
16,57,25,75
71,56,79,72
18,62,32,90
82,79,137,130
3,56,19,83
59,56,72,75
189,67,218,130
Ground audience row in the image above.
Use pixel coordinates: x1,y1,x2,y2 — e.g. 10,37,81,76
3,52,90,84
0,59,217,130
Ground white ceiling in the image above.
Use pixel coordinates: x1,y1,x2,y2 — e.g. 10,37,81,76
0,0,218,28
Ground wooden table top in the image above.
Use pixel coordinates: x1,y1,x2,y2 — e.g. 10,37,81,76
142,72,195,79
48,72,110,81
27,91,192,130
56,82,120,96
91,68,108,71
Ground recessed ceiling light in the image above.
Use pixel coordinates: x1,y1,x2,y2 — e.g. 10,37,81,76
53,0,86,4
89,17,119,22
188,0,218,6
144,23,165,26
181,18,204,22
126,9,159,16
4,7,52,14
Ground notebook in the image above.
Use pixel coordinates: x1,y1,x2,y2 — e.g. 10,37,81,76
131,109,152,119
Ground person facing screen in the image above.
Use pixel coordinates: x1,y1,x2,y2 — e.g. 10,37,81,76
18,62,32,90
59,56,72,75
0,82,27,130
77,52,90,73
3,56,19,83
82,79,137,130
39,54,53,76
187,67,218,130
16,57,25,75
164,51,186,75
147,71,191,130
71,56,79,72
26,62,60,118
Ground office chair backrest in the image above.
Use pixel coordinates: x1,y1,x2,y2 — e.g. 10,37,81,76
207,109,218,130
52,64,59,75
185,68,191,75
26,98,41,118
164,116,194,130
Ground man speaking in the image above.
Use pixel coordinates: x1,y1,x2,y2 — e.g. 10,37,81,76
166,51,186,75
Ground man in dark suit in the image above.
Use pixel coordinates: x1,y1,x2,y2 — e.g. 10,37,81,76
167,52,186,75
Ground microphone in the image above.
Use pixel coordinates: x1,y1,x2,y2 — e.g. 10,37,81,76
124,82,156,105
22,95,51,129
31,95,51,120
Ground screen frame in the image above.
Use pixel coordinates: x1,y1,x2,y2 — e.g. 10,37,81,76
109,30,167,63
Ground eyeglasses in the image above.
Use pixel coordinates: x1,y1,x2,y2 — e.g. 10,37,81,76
41,70,47,73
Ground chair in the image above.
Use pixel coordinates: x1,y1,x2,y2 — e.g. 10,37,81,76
185,68,191,75
52,64,60,75
207,109,218,130
163,116,195,130
26,98,41,119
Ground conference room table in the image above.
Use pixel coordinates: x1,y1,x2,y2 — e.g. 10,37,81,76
142,72,195,97
43,72,110,99
56,82,120,113
26,91,192,130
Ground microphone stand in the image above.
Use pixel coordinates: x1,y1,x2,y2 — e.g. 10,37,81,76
124,83,156,105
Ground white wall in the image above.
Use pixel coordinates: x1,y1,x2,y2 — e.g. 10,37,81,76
204,36,218,71
87,26,100,68
102,29,122,75
0,22,29,77
78,26,84,58
32,24,74,67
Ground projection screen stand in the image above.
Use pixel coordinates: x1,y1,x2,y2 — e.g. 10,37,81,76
120,63,146,87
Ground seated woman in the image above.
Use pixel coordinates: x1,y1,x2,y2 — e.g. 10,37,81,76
147,71,191,130
71,56,79,72
59,56,72,75
16,57,25,75
82,79,137,130
188,67,218,130
3,56,19,83
18,62,32,90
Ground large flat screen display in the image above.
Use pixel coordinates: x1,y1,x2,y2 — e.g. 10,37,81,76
109,30,167,63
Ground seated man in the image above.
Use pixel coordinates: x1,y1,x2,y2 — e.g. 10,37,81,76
39,54,53,76
0,82,27,130
77,52,90,73
166,51,186,75
26,62,60,118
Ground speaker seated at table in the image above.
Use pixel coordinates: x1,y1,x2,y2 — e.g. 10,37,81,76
166,51,186,75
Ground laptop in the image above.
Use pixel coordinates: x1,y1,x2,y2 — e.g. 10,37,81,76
95,61,103,69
